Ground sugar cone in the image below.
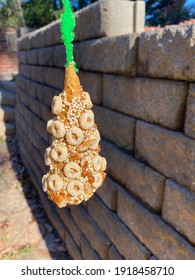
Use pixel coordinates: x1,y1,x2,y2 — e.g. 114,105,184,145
64,63,82,102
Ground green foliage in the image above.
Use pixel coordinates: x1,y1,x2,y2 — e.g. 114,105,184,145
0,0,24,28
23,0,62,28
146,0,195,26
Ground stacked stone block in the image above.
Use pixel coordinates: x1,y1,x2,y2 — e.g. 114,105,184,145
16,0,195,259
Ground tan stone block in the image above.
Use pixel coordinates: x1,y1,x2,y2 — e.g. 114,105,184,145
185,83,195,139
162,179,195,245
118,186,195,259
103,75,188,130
136,121,195,192
78,71,103,104
93,105,135,150
87,196,151,260
101,139,165,211
74,34,138,76
138,25,195,81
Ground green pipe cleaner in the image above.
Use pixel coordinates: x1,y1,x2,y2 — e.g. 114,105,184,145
61,0,78,72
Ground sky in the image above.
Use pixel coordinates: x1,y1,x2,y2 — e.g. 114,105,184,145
185,0,195,5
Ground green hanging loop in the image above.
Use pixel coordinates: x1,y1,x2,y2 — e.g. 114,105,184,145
60,0,78,72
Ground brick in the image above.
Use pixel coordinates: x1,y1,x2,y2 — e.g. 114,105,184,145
43,67,64,90
66,231,82,260
78,71,103,104
108,245,124,260
26,49,37,64
93,105,135,151
136,121,195,192
74,34,138,76
37,47,54,66
87,196,151,260
185,83,195,139
103,75,188,130
71,205,111,259
57,208,82,247
18,51,27,64
101,139,165,211
96,176,118,211
138,25,195,81
162,179,195,245
118,186,195,259
81,236,100,260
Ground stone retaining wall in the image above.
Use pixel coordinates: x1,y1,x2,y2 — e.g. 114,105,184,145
16,0,195,259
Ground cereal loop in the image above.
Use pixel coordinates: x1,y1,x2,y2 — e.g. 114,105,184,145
51,144,68,162
44,147,52,166
67,180,84,197
66,127,83,146
64,162,81,179
52,96,63,114
79,110,94,130
48,174,64,192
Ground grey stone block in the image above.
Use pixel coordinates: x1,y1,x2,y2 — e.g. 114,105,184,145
93,105,135,150
87,196,151,260
185,83,195,139
138,25,195,81
43,67,64,90
57,208,82,247
162,179,195,245
101,139,165,211
108,245,124,260
71,205,111,259
74,34,138,76
66,231,83,260
26,49,37,64
103,75,188,130
18,51,27,64
118,186,195,260
29,65,44,84
53,45,66,68
37,47,54,66
96,176,118,211
81,236,100,260
136,121,195,192
78,71,103,104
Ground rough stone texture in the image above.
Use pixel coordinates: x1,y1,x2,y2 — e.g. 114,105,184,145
138,25,195,81
71,205,111,259
57,208,82,247
108,245,124,260
66,231,83,260
136,121,195,192
37,47,54,67
74,34,138,76
162,179,195,245
81,236,100,260
78,71,103,104
118,187,195,260
26,49,37,65
103,75,188,130
87,196,151,260
185,83,195,139
18,51,26,64
96,176,118,211
93,105,135,150
101,139,165,211
43,67,64,90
